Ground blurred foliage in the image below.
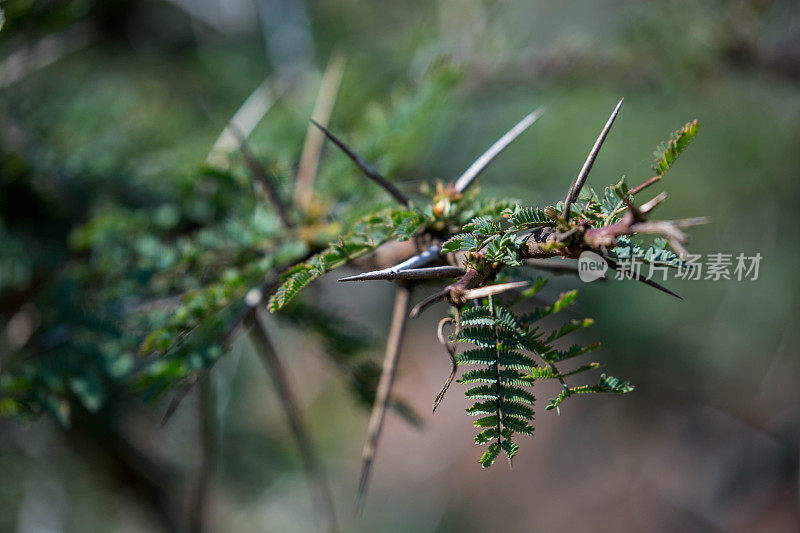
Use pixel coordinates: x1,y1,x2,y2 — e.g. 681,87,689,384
0,54,463,422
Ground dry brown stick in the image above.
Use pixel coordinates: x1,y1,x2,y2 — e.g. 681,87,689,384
246,311,338,533
311,120,410,206
294,53,347,210
562,98,624,219
355,283,413,516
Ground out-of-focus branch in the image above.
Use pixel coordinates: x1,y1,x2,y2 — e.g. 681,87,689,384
235,134,294,229
206,77,283,171
0,22,95,89
355,284,412,516
246,311,338,533
311,120,410,206
295,53,347,210
188,377,216,533
65,405,182,533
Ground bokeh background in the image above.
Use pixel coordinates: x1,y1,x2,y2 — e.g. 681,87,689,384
1,0,800,531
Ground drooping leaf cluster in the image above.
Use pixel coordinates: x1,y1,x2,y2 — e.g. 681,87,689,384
455,282,633,467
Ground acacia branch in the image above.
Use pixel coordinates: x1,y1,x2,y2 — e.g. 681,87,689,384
562,98,624,218
311,120,410,206
355,283,412,515
453,107,544,194
246,311,338,533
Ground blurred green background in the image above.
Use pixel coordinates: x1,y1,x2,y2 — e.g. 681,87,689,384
1,0,799,531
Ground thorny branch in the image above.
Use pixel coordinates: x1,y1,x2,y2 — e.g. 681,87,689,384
206,98,704,513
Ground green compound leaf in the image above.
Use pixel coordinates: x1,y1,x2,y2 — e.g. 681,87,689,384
651,120,700,176
457,289,631,466
269,208,426,311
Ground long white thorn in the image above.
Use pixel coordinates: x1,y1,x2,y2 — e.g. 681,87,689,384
453,107,545,194
562,98,624,218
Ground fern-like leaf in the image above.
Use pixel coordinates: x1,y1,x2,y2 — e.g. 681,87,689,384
503,205,552,230
651,120,700,176
269,208,426,311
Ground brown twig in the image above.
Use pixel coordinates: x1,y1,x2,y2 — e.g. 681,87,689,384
294,53,347,210
355,284,413,515
433,312,461,413
453,107,544,194
311,120,410,206
629,175,663,196
562,98,624,219
246,311,338,533
409,289,449,319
